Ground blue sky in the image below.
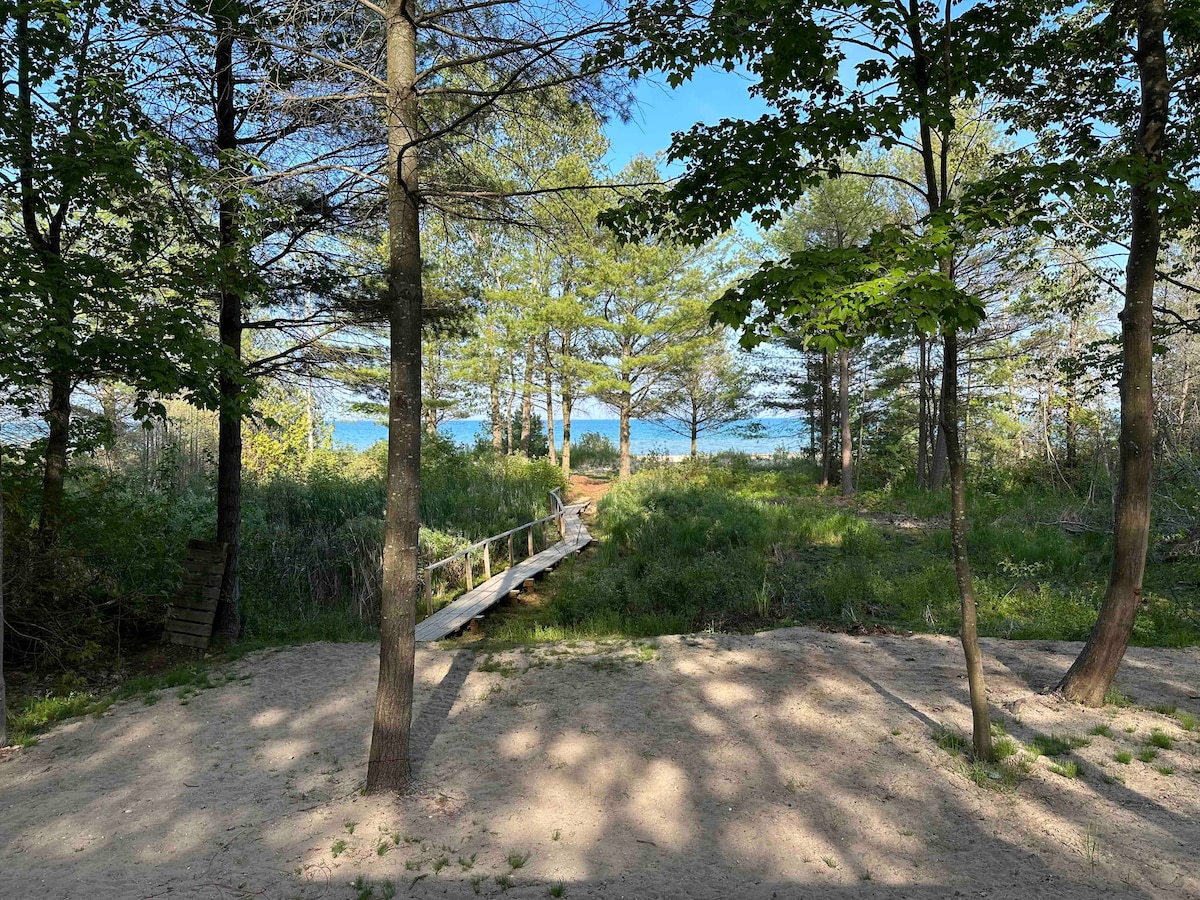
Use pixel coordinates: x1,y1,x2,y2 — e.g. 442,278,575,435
602,68,769,173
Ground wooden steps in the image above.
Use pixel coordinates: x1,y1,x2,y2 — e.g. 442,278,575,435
164,539,229,649
415,502,593,642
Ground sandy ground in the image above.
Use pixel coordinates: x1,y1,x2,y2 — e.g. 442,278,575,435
1,630,1198,900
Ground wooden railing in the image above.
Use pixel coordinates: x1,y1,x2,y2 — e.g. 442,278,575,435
423,489,567,618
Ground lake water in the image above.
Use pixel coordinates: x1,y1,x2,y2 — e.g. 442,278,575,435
331,418,807,457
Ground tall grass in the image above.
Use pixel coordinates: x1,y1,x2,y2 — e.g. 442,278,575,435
500,461,1200,646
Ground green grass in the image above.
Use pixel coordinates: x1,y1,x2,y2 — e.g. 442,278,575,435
1047,759,1080,779
1138,748,1158,763
1146,730,1174,750
506,850,530,869
4,662,233,747
330,838,348,858
1029,733,1090,757
1114,750,1133,764
1177,711,1197,731
1088,724,1114,739
466,461,1200,647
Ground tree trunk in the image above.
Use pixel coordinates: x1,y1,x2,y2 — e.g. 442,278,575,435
214,14,242,641
367,0,423,794
820,349,832,487
618,393,632,478
561,389,573,476
490,372,502,453
505,377,515,454
544,345,557,467
1,437,7,749
943,331,993,760
840,348,853,497
1058,0,1165,706
930,418,948,489
38,371,72,544
917,337,929,488
1066,317,1079,468
519,337,534,456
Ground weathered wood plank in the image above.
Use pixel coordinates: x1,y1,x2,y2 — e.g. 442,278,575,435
416,504,591,642
166,619,215,637
168,608,217,625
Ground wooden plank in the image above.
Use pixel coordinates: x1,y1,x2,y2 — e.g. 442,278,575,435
416,505,592,641
168,608,216,625
174,596,220,613
166,619,215,637
166,631,211,649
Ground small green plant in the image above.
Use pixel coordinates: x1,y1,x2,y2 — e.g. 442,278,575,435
1114,751,1133,764
1154,703,1177,716
380,881,396,900
432,856,449,873
376,842,391,857
1088,724,1114,739
471,874,484,895
1177,711,1197,731
1104,687,1135,708
1124,725,1137,733
551,830,561,841
933,726,966,755
1138,748,1158,763
495,873,513,891
331,838,348,858
507,850,530,869
1048,760,1079,779
549,882,567,898
344,821,357,834
458,854,476,870
1083,825,1099,872
352,875,373,900
991,735,1018,761
405,859,422,872
822,856,838,868
890,728,902,736
1029,733,1089,757
1158,766,1175,776
1146,730,1173,750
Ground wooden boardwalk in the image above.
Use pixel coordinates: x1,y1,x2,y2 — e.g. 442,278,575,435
414,502,593,642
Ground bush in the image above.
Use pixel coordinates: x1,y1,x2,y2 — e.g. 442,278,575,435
570,431,619,469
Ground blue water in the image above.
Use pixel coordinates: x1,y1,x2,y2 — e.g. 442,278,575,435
332,418,805,457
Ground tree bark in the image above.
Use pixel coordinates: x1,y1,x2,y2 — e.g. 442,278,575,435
214,12,243,640
561,389,573,476
943,331,993,760
1058,0,1165,706
490,371,502,453
1,437,7,748
544,341,557,467
618,391,632,478
840,348,854,497
929,417,948,489
38,372,72,544
367,0,422,794
519,337,534,456
917,337,929,488
820,349,832,487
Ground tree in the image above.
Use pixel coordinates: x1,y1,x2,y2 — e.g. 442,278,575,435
0,0,218,548
764,155,892,491
986,0,1196,705
596,0,1049,759
323,0,625,793
654,330,754,456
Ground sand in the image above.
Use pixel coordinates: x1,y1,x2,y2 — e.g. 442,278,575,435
1,629,1198,899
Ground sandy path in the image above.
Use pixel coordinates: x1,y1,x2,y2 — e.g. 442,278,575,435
1,629,1198,899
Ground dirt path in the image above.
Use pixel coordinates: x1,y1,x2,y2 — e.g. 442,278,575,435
2,630,1198,899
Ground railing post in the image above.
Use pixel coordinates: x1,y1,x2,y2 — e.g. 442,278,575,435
425,570,433,618
508,533,514,566
527,524,534,557
483,540,491,580
465,549,473,592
